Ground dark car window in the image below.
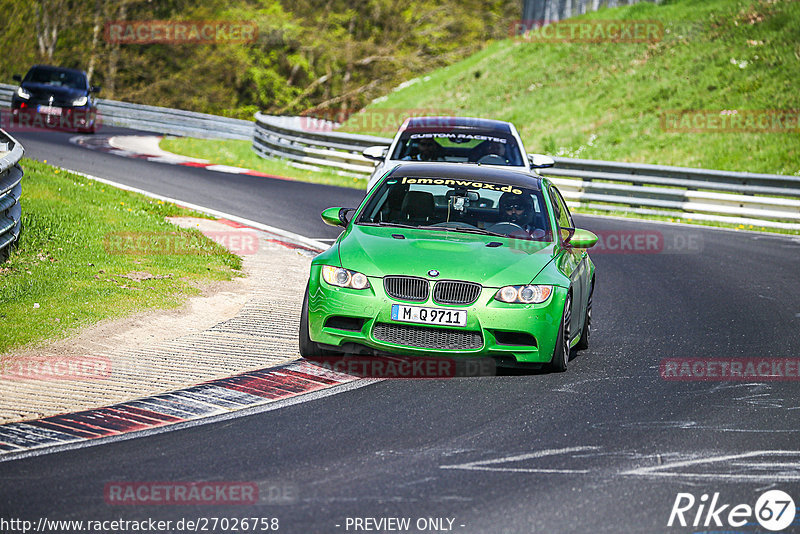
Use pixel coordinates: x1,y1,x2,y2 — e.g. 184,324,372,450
390,131,524,166
357,175,552,242
25,67,87,90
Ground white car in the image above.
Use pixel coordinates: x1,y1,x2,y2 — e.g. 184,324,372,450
362,116,554,190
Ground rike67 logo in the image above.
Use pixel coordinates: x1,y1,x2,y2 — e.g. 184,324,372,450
668,490,796,531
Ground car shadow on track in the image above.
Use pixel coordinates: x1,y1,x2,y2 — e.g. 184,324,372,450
303,352,587,379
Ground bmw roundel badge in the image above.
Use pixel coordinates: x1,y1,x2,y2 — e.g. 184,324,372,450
428,269,440,277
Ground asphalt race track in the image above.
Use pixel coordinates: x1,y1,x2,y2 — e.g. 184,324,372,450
2,127,800,533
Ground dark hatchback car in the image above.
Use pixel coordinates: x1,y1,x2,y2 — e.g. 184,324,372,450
10,65,100,133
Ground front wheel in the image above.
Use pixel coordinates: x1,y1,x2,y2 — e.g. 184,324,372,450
299,287,320,357
299,285,341,358
548,292,572,373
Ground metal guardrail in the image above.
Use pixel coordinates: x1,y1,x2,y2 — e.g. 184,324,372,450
252,112,800,230
0,83,252,140
0,129,23,262
546,159,800,229
252,112,387,176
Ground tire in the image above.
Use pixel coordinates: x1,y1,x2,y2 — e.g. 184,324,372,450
299,285,338,358
0,224,19,263
548,292,572,373
575,279,593,351
299,287,319,357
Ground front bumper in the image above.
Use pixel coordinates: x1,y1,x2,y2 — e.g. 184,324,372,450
307,268,566,364
9,102,97,132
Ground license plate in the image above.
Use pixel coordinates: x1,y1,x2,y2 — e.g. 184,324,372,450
37,105,62,116
391,304,467,327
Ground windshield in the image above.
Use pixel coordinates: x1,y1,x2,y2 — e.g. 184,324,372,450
390,131,525,166
24,67,87,90
357,175,552,242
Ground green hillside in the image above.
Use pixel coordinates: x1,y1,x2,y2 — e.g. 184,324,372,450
342,0,800,175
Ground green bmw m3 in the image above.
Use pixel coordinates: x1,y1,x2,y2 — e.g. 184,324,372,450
300,163,598,372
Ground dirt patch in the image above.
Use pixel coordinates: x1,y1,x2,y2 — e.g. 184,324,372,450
117,270,174,282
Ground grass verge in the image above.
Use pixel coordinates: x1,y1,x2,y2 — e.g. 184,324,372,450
0,158,242,354
160,137,368,189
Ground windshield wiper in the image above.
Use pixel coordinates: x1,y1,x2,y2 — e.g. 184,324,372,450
360,222,506,237
358,222,420,229
418,225,505,237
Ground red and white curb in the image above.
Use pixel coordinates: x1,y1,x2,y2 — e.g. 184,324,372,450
70,135,293,181
0,361,371,460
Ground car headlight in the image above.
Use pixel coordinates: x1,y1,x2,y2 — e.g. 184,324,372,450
495,285,552,304
321,265,370,289
16,87,30,99
72,96,88,106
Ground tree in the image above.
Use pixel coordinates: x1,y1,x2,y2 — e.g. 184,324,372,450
36,0,71,60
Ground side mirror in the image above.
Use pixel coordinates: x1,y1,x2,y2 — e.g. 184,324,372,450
90,85,101,93
567,228,598,249
12,74,22,82
362,145,388,161
321,207,354,227
528,154,555,169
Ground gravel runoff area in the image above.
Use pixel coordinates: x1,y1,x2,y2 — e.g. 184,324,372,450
0,217,317,424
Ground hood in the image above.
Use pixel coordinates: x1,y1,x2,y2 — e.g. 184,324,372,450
338,225,556,287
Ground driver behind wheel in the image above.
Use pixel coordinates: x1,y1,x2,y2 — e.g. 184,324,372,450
498,192,545,238
475,140,508,163
402,137,444,161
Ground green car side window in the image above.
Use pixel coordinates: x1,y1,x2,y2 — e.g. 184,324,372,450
548,186,573,230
